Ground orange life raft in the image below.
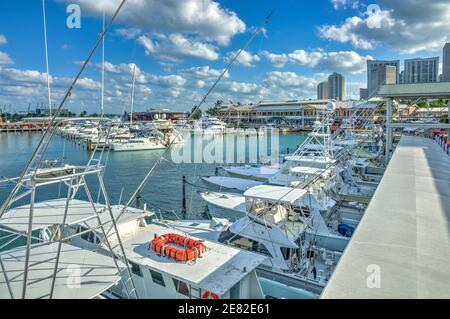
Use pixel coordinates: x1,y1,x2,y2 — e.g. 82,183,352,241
150,233,206,262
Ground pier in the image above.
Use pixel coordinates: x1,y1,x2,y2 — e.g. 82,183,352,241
0,122,48,133
321,136,450,298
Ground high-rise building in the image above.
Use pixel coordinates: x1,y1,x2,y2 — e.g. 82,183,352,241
317,81,329,100
360,88,368,100
404,57,439,84
442,43,450,82
399,70,404,84
328,72,344,101
367,60,400,98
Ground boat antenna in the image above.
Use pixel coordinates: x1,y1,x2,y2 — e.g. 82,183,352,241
0,0,128,217
130,65,136,126
122,10,275,211
101,8,106,117
42,0,52,116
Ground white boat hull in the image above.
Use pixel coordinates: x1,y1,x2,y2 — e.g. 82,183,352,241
112,143,166,152
201,176,264,193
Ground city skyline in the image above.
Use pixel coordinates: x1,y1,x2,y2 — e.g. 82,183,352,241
1,1,450,114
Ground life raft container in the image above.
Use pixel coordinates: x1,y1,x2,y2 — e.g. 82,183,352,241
202,291,219,299
150,233,206,262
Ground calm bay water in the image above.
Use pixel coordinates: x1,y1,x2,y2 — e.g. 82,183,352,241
0,132,306,220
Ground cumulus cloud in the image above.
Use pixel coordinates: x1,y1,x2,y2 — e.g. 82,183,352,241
0,35,13,66
0,52,14,65
0,34,7,45
260,51,289,68
224,50,260,67
331,0,360,10
114,27,142,40
319,0,450,53
137,33,219,62
180,66,229,79
261,49,372,74
61,0,245,46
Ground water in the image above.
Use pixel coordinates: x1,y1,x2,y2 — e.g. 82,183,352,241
0,132,307,220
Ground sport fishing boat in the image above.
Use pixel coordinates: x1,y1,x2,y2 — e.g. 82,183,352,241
0,164,266,300
194,116,227,135
168,185,348,298
112,136,166,152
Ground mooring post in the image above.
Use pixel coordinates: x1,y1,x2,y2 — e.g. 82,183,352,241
215,167,219,176
136,191,141,209
182,176,187,215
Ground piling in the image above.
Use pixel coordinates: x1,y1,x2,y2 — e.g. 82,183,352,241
182,176,187,215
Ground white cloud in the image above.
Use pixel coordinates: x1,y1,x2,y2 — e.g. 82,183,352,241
331,0,360,10
0,52,13,65
224,50,260,67
0,34,7,45
262,49,372,74
137,33,219,62
320,0,450,54
62,0,245,46
180,66,229,79
114,27,142,40
260,51,289,68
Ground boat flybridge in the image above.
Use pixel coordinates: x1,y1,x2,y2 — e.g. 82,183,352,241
169,185,346,298
0,161,267,299
194,116,228,135
0,163,138,300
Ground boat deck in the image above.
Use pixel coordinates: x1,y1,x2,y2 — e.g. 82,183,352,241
0,199,147,233
113,223,267,296
321,136,450,298
0,242,122,299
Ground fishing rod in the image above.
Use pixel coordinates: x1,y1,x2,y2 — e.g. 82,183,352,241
0,0,128,218
121,10,275,213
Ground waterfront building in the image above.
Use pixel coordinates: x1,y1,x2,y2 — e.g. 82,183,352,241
124,109,188,122
404,57,439,84
328,73,345,101
217,100,380,129
367,60,400,98
442,43,450,82
360,88,368,101
317,81,329,100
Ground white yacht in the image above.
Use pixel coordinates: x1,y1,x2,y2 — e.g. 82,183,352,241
196,116,227,135
0,198,266,299
112,136,166,152
169,185,347,298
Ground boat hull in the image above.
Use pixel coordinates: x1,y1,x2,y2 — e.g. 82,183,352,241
113,144,166,152
206,202,245,222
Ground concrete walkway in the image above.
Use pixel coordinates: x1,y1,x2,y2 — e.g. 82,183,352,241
322,136,450,299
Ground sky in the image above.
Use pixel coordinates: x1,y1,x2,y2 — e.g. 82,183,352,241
0,0,449,115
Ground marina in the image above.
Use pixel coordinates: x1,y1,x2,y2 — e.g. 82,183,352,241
0,0,449,304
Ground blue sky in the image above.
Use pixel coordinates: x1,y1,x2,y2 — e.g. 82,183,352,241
0,0,449,114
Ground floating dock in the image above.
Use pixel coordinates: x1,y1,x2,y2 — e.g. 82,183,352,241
322,136,450,298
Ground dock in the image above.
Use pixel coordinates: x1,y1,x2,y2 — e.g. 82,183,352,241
0,122,48,133
321,136,450,298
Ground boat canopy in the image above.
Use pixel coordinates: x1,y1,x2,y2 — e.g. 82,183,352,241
0,199,149,233
0,242,123,299
284,156,336,164
289,166,323,175
244,185,307,205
